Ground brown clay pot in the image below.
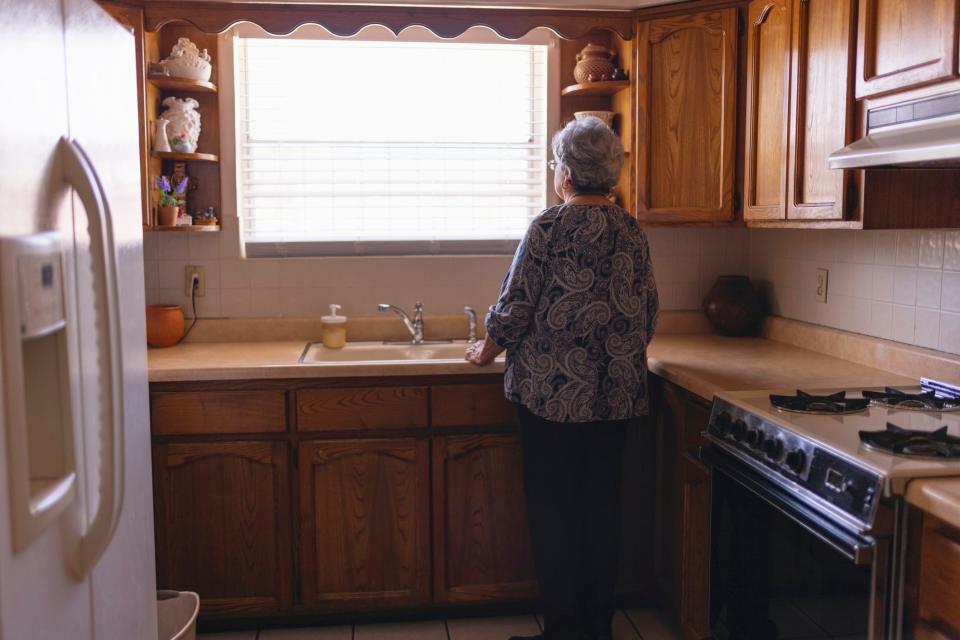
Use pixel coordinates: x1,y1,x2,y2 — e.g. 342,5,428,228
158,205,179,227
702,275,765,336
573,43,616,84
146,304,185,348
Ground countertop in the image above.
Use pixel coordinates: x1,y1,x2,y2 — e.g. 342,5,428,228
148,332,914,393
906,479,960,530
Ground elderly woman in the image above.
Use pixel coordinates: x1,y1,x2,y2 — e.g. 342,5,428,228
466,116,659,640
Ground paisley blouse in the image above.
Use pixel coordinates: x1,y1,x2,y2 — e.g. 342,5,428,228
485,203,659,423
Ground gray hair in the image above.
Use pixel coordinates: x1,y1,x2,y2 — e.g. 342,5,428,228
551,116,624,194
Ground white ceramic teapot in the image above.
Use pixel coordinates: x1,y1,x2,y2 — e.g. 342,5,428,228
158,37,212,82
160,97,201,153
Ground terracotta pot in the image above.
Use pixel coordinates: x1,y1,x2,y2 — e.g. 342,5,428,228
158,205,179,227
146,304,185,348
702,275,765,336
574,43,616,84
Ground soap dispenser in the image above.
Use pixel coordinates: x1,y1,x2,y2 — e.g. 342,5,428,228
321,304,347,349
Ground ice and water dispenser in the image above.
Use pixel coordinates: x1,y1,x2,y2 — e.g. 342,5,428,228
0,232,79,551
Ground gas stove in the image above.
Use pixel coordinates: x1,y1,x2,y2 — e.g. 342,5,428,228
703,378,960,640
706,378,960,533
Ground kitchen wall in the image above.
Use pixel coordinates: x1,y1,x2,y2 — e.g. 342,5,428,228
143,220,750,319
749,229,960,356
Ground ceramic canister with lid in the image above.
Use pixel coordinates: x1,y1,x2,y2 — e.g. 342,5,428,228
321,304,347,349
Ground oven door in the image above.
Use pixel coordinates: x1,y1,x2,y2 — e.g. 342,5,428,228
701,446,892,640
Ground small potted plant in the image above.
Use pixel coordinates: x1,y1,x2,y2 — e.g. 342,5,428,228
156,175,187,227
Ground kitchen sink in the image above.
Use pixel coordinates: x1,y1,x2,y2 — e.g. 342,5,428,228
299,341,504,364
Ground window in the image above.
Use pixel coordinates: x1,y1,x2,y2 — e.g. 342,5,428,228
235,33,551,256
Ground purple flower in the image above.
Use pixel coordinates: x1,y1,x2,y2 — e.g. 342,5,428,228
174,177,188,194
156,175,171,192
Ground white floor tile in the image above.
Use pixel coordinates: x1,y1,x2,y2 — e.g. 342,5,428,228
624,609,682,640
354,619,447,640
447,615,540,640
260,625,352,639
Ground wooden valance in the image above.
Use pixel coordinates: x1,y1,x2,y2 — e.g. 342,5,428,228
141,1,634,40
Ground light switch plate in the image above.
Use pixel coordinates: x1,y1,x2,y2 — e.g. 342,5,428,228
816,268,829,303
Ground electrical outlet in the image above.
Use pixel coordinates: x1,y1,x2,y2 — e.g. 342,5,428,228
815,268,829,303
185,265,206,297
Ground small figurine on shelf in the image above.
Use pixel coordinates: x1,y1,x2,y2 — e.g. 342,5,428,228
611,68,628,81
155,175,188,227
193,207,218,226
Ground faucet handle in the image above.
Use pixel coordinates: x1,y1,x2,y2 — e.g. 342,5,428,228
464,306,478,343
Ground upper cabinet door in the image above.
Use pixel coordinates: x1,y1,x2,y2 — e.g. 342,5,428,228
786,0,857,221
856,0,960,99
744,0,792,222
635,9,737,223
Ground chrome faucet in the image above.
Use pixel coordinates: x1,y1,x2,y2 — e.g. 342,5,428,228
378,302,424,344
464,306,478,343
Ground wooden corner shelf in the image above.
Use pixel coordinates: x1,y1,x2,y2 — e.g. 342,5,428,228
561,80,631,97
147,74,217,93
147,224,221,233
152,151,219,163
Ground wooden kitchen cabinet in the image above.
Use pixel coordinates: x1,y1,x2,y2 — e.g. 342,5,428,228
906,511,960,638
432,434,538,602
653,376,711,639
634,8,738,223
786,0,857,221
856,0,960,99
152,441,293,617
743,0,792,222
745,0,860,225
297,438,431,612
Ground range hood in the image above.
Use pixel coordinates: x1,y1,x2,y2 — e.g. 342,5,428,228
828,92,960,169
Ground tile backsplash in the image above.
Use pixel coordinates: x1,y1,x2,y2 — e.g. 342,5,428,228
144,221,960,357
143,217,749,320
749,229,960,356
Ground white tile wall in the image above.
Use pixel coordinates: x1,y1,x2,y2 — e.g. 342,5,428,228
751,229,960,356
144,216,751,320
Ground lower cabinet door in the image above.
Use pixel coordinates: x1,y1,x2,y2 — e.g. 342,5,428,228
153,441,293,618
678,451,711,639
432,434,538,602
298,438,430,612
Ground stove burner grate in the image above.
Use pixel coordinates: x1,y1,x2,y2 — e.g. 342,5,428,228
859,423,960,459
770,390,871,415
862,387,960,412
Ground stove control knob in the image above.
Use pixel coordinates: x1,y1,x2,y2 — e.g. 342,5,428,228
785,450,806,474
732,419,748,441
763,438,784,460
746,429,763,449
712,411,732,434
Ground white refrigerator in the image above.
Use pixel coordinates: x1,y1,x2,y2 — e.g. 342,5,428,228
0,0,158,638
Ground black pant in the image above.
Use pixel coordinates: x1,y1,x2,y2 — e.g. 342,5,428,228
516,404,628,640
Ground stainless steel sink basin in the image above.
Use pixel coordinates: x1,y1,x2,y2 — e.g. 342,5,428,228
299,341,505,364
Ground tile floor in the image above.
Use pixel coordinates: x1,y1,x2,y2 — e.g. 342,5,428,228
199,609,682,640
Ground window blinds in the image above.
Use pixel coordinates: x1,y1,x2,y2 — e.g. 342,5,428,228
236,37,549,254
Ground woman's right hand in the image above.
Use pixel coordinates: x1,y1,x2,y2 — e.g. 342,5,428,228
465,335,504,366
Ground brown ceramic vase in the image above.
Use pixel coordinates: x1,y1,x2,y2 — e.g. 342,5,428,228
702,275,765,336
146,304,185,348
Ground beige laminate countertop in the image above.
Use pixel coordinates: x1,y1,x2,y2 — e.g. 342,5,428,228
907,479,960,530
148,332,914,394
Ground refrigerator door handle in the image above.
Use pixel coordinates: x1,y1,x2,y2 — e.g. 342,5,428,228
60,137,125,578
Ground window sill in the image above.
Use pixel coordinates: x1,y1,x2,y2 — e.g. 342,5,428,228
244,239,520,258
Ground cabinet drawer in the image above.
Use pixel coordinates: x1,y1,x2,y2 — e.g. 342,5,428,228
151,390,286,435
432,383,514,428
919,517,960,636
297,386,428,431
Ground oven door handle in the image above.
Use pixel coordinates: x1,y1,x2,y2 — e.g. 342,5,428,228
701,446,875,565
